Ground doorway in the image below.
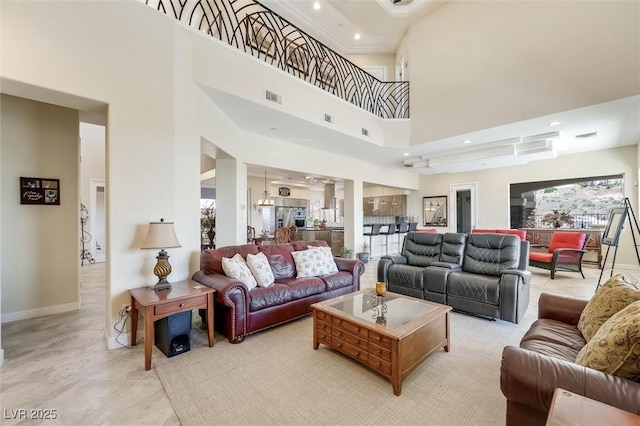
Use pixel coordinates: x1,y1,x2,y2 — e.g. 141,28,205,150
450,183,477,233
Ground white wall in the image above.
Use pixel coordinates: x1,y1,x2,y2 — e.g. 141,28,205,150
1,0,198,348
1,95,80,322
417,146,639,264
0,0,420,353
407,1,639,143
80,123,106,209
346,53,395,81
4,0,634,357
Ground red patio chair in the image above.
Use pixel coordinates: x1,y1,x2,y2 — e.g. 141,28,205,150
529,231,587,279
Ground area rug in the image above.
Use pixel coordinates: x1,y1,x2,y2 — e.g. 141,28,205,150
155,311,532,426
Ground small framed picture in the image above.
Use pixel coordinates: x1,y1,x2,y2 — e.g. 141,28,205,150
285,37,309,75
423,196,447,226
245,15,276,58
316,56,337,89
20,177,60,205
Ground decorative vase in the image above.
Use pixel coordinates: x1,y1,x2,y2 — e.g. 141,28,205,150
375,282,386,296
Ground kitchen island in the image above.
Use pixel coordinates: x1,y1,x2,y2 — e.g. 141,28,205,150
296,228,344,256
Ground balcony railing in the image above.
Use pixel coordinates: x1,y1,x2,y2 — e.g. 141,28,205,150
524,213,610,229
143,0,409,119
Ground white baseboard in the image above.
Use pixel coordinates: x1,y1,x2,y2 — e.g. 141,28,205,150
1,302,80,323
105,328,145,350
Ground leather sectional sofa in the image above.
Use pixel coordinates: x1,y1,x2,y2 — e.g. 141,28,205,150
192,240,364,343
500,292,640,425
377,231,531,323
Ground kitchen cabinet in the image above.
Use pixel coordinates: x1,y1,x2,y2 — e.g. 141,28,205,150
363,195,406,216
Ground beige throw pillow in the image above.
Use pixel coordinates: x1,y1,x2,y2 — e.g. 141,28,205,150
291,247,338,278
575,300,640,381
246,252,275,287
577,274,640,342
221,253,257,290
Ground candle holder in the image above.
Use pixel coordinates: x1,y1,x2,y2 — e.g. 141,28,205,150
371,292,387,325
375,281,387,296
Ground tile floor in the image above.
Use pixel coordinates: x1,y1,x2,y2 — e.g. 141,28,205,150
0,257,623,425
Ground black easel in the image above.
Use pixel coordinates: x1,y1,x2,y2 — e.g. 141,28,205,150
597,197,640,288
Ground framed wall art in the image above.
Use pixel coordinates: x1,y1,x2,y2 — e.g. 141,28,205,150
245,15,276,57
316,57,337,88
285,37,309,75
20,177,60,205
423,195,447,226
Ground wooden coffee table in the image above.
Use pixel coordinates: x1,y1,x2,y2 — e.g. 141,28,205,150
312,289,451,396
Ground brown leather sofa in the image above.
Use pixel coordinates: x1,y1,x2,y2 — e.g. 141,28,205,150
192,240,364,343
500,292,640,425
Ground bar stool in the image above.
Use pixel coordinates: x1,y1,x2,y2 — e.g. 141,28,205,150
409,222,418,232
396,222,410,251
380,223,397,255
363,224,381,258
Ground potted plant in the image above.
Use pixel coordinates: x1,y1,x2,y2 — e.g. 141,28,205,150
339,247,354,259
542,209,574,229
357,241,370,264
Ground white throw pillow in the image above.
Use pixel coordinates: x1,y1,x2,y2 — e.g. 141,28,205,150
291,247,338,278
221,254,257,290
246,252,275,287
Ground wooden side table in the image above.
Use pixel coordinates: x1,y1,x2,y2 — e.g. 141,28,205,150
546,388,640,425
129,279,215,370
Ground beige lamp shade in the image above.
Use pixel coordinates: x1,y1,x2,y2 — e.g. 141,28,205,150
141,219,181,249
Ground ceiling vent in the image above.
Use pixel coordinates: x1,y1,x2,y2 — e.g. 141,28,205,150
576,132,598,139
324,113,334,124
265,90,282,104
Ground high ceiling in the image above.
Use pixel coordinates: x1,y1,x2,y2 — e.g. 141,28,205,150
260,0,444,54
208,0,639,184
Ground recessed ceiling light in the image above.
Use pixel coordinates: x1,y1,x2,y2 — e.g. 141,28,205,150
354,33,361,40
403,152,410,156
313,2,320,10
462,140,471,144
548,121,562,126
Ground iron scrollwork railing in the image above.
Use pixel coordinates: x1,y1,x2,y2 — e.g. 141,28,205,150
142,0,409,119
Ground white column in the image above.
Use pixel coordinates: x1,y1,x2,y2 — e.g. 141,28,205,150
216,158,247,247
343,179,363,256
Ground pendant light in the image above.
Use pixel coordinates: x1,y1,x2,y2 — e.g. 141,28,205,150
258,170,275,206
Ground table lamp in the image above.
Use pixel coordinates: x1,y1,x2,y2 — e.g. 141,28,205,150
141,218,181,291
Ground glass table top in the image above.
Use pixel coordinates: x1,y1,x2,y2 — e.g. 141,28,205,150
325,290,437,330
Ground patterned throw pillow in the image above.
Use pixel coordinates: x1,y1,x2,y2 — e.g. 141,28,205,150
577,273,640,342
575,300,640,381
221,253,257,290
291,247,338,278
246,252,275,287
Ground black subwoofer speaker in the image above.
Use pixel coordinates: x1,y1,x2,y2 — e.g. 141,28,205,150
154,311,191,357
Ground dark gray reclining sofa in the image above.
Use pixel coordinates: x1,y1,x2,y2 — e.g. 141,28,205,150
377,231,531,323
